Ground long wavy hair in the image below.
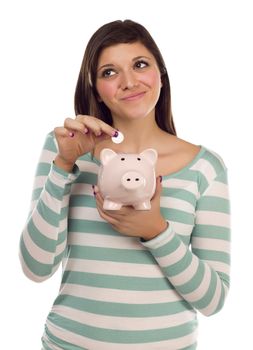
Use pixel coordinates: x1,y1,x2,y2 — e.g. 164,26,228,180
74,20,176,135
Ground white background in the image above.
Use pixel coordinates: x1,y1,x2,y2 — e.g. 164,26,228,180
1,0,252,348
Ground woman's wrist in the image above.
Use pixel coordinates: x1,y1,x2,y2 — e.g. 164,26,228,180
54,155,75,173
141,220,169,242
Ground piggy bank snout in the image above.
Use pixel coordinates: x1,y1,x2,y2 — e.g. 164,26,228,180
121,171,145,190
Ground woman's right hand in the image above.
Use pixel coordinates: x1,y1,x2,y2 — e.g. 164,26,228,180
54,115,117,172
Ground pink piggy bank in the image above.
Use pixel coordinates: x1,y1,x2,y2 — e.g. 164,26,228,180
97,148,158,210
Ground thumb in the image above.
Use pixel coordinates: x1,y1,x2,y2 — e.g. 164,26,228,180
94,131,112,145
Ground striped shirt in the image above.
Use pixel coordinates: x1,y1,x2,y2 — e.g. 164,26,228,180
19,132,231,350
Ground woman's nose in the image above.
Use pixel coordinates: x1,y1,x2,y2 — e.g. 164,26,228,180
120,70,138,90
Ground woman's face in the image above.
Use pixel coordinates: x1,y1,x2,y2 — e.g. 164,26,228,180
95,42,162,122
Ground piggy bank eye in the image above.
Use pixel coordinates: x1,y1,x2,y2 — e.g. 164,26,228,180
137,157,141,161
121,158,125,161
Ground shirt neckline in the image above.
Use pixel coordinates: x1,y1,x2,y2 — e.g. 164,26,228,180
86,145,206,179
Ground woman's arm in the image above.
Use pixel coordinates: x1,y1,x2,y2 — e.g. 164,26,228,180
20,116,116,282
19,132,80,282
142,169,230,316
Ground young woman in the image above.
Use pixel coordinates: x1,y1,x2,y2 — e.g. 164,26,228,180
19,20,230,350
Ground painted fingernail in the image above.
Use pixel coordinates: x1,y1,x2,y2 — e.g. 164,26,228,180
112,130,124,144
69,132,74,138
92,185,97,196
159,175,163,182
113,130,119,137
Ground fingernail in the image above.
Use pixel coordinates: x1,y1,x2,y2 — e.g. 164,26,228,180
159,175,162,183
92,185,97,196
112,130,124,144
69,132,74,138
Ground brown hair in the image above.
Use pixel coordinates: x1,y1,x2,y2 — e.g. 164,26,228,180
74,20,176,135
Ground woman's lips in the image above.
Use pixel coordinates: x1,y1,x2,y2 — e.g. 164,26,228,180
121,91,146,101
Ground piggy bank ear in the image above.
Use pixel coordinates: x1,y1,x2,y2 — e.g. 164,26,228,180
139,148,158,165
100,148,117,165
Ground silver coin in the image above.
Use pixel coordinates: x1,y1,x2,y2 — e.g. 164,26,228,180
112,130,124,144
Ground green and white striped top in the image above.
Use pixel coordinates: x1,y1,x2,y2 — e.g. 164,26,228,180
19,132,230,350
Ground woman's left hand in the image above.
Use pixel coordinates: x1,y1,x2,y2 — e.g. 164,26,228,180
94,177,168,241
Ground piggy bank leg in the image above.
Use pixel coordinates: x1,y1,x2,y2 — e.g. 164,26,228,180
103,199,122,210
133,201,151,210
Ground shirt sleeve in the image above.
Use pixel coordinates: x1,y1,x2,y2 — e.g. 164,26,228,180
141,168,231,316
19,133,80,282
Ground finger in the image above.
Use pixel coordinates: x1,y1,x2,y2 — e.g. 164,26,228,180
94,192,126,223
96,199,119,226
54,126,71,138
93,185,100,197
76,115,117,137
94,191,104,209
93,131,112,145
81,117,102,136
98,119,118,137
93,186,109,213
64,118,88,134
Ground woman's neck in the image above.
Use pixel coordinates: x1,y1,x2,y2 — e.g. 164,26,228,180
112,116,165,154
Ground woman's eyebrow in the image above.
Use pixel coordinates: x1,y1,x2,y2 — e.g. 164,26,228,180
97,63,115,72
133,55,152,61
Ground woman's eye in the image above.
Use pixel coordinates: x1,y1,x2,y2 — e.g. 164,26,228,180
135,60,148,69
102,69,116,78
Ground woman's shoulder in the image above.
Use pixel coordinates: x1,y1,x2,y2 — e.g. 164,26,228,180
158,135,227,179
177,138,227,182
170,137,201,161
